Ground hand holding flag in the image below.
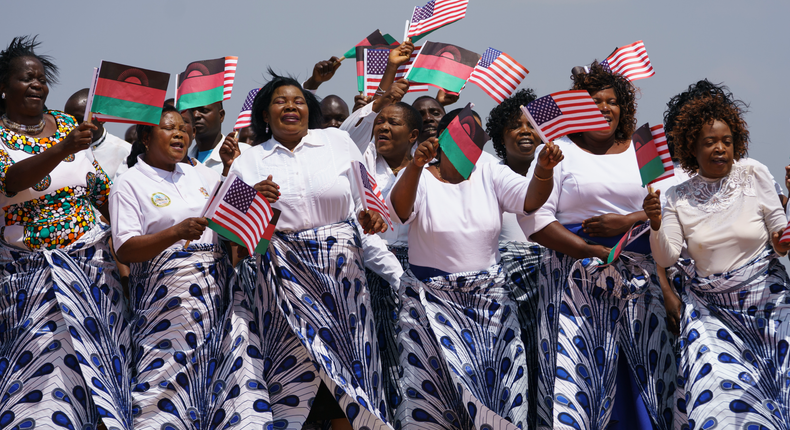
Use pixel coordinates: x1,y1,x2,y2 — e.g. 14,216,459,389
351,160,393,231
413,137,440,167
776,221,790,250
642,185,662,231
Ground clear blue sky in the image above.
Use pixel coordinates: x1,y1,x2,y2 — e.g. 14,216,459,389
4,0,789,187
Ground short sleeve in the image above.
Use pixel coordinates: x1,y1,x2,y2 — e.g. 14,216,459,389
88,159,112,209
491,164,531,214
109,180,144,252
0,148,16,197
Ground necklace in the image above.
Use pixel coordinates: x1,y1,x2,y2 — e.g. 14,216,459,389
2,114,46,135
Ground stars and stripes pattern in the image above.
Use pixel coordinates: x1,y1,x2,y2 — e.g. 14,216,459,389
781,220,790,244
649,124,674,183
211,175,275,254
223,56,238,100
599,40,654,82
233,88,259,130
363,46,430,96
521,90,610,142
468,47,529,103
352,160,393,230
407,0,468,39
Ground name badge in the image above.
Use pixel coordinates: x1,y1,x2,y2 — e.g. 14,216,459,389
151,192,171,207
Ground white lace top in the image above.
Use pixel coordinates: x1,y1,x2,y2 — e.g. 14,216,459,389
650,159,787,277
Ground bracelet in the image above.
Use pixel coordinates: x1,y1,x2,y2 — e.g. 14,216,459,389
533,171,553,181
374,86,386,97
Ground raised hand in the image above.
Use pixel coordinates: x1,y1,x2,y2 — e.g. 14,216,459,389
436,89,459,107
413,137,438,168
643,188,662,231
389,40,415,68
219,131,241,175
60,121,98,155
358,210,388,234
304,56,342,90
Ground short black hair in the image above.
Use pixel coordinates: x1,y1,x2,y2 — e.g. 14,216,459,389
412,95,445,114
663,79,745,159
251,68,322,142
128,105,180,167
485,88,538,160
0,35,58,110
390,102,423,135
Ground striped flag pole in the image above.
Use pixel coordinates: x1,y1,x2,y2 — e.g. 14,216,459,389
84,67,99,123
404,19,411,42
174,73,179,110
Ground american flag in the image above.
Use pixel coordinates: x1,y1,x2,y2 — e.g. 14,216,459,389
781,220,790,245
233,88,259,130
600,40,654,82
207,174,276,254
521,90,610,142
649,124,674,183
363,47,430,96
407,0,468,39
468,48,529,104
223,56,238,100
351,160,392,230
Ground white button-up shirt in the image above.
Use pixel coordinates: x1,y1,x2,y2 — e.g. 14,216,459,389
110,156,218,252
230,127,403,285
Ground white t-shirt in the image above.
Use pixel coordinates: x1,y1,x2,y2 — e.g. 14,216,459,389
187,133,252,175
521,138,647,238
110,156,218,252
91,129,131,180
229,128,403,286
387,162,532,273
651,160,787,277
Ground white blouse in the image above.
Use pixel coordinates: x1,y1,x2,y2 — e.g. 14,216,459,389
387,162,532,274
521,138,647,237
229,128,403,285
110,156,218,252
650,160,787,277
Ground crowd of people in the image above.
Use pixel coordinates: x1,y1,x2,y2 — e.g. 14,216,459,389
1,33,789,430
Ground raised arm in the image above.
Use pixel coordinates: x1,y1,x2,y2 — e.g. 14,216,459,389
523,141,563,213
645,188,684,267
389,137,437,222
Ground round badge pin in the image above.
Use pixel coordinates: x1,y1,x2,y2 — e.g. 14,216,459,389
151,192,171,207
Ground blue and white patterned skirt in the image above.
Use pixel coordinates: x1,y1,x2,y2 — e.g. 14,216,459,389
251,221,391,430
0,224,133,430
536,250,677,430
394,264,529,430
675,248,790,430
129,243,268,430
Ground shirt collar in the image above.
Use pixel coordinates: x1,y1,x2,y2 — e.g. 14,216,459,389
91,128,108,149
134,155,187,183
259,129,324,158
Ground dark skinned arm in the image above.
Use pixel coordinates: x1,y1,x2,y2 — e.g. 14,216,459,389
115,217,208,264
531,221,610,260
389,138,437,222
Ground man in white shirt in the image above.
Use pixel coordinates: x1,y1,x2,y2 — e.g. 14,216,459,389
187,101,250,174
64,88,131,179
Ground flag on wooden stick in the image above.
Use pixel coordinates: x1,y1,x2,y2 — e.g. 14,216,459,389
649,124,674,183
202,173,279,254
233,88,260,130
351,160,393,230
600,40,654,82
407,0,469,41
90,61,170,125
468,47,529,103
438,102,489,179
176,56,238,111
405,41,480,95
520,90,610,142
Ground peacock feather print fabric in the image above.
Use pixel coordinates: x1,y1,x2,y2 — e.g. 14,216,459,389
0,224,133,430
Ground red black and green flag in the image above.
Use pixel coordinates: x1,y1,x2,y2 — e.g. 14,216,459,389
405,41,480,95
350,31,398,92
604,221,651,265
176,56,238,111
632,123,666,186
438,102,489,179
90,61,169,126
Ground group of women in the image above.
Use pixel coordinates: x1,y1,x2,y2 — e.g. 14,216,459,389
1,33,789,430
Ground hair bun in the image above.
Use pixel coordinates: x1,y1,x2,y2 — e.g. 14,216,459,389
571,66,588,77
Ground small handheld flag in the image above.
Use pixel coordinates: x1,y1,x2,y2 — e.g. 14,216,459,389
632,123,669,186
468,47,529,104
90,61,170,125
649,124,674,183
351,160,393,230
176,56,238,111
363,49,390,97
780,220,790,245
437,102,489,179
604,220,651,265
344,30,398,59
405,41,480,95
202,173,279,254
600,40,654,82
407,0,469,41
233,88,260,130
520,90,610,142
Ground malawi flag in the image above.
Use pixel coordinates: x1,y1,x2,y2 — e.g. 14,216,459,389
176,56,238,111
405,41,479,95
90,61,169,125
438,102,489,179
632,123,668,186
345,30,398,59
604,221,651,265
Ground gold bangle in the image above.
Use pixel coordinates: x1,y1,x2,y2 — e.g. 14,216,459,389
533,171,553,181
